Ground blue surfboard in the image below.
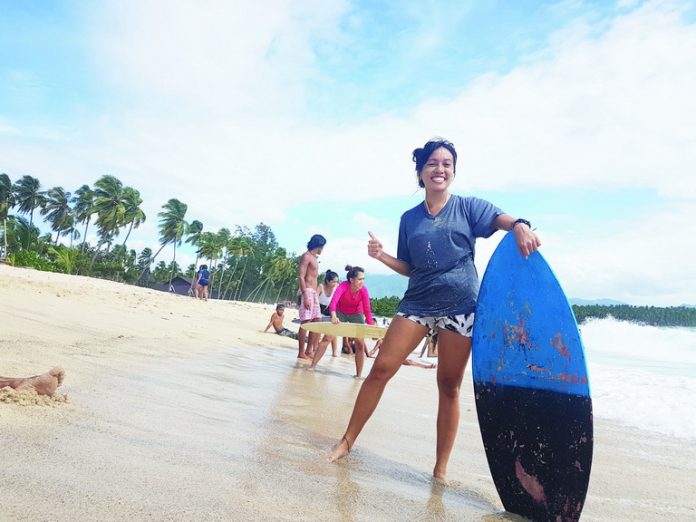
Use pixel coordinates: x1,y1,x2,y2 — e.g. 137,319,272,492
473,232,593,522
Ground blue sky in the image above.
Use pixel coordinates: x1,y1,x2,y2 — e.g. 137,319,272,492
1,0,695,305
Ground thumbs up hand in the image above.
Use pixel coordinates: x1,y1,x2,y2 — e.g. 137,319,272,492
367,231,384,260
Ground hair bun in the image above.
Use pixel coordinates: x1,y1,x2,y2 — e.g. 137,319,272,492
344,264,353,272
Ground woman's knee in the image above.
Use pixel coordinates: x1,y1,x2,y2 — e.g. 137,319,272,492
369,360,399,382
438,376,462,400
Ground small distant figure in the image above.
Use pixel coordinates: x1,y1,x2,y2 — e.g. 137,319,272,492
367,341,435,368
195,264,211,301
402,359,437,369
297,234,327,360
318,269,340,356
419,330,438,358
264,304,299,340
0,367,65,396
367,338,382,357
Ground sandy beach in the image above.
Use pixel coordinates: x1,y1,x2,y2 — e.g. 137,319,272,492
1,264,694,521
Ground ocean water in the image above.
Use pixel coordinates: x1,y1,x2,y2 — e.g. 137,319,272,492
580,318,696,441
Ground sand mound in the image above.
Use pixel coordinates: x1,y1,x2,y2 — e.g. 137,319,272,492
0,386,69,406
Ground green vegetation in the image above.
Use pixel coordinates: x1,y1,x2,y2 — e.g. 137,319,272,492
369,297,696,328
572,305,696,327
0,172,300,303
370,296,401,318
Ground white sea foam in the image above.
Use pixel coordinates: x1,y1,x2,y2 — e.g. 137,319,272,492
581,318,696,440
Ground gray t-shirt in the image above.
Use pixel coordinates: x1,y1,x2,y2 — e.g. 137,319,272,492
396,195,502,316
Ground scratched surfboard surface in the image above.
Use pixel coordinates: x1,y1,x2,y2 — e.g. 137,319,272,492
473,232,593,522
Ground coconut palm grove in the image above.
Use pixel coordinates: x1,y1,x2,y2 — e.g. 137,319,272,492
0,172,299,303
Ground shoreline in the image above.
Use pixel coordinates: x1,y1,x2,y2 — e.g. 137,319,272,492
1,264,695,521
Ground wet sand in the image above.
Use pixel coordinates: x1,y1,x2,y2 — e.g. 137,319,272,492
1,264,695,521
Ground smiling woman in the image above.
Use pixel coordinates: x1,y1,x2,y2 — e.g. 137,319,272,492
326,137,541,483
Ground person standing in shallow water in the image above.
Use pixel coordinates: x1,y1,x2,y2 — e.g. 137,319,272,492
317,269,340,356
297,234,327,360
327,138,541,482
309,265,375,378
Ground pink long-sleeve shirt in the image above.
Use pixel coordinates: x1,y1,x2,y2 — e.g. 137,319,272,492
329,281,374,325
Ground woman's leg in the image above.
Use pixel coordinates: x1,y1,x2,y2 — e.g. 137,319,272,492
328,316,427,461
309,335,334,369
331,337,338,357
432,329,472,481
353,338,365,378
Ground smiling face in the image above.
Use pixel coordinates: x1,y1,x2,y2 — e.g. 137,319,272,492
419,146,455,193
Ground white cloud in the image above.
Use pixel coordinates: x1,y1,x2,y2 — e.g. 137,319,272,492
2,0,695,303
75,0,696,208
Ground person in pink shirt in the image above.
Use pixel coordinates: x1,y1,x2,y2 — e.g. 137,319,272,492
309,265,374,378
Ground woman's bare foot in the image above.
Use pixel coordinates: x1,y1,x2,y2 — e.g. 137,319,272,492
433,465,447,483
326,436,351,463
15,367,65,396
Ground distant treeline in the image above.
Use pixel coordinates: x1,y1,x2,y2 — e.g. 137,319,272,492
370,297,696,328
572,305,696,327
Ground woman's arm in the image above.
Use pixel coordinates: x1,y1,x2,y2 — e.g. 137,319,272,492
367,231,412,277
493,214,542,258
361,287,375,325
329,283,346,323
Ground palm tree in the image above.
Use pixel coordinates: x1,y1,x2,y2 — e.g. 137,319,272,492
222,235,251,300
12,175,46,229
121,187,146,248
0,173,15,259
60,215,81,248
233,241,255,301
215,228,232,299
185,220,204,292
9,215,40,251
196,231,223,292
93,175,127,252
41,187,73,245
137,247,153,271
157,199,188,289
72,184,96,251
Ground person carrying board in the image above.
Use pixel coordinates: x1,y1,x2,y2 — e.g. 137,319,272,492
326,138,541,482
309,265,375,378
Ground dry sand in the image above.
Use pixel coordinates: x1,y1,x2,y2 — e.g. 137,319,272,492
1,264,694,521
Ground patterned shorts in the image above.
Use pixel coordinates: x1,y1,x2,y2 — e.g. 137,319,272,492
397,312,475,338
299,288,322,322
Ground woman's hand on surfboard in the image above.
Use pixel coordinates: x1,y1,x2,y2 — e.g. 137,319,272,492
513,225,541,258
367,231,384,260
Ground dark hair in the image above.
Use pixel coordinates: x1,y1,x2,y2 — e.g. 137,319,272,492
307,234,327,251
412,137,457,188
345,265,364,282
324,269,339,284
276,303,285,310
199,264,208,270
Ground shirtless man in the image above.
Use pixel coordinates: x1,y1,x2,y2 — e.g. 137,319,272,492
0,367,65,396
297,234,326,360
264,304,298,340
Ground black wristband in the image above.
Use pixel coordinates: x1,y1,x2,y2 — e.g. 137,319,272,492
512,218,531,230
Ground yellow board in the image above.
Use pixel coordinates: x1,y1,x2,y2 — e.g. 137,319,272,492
300,322,388,339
